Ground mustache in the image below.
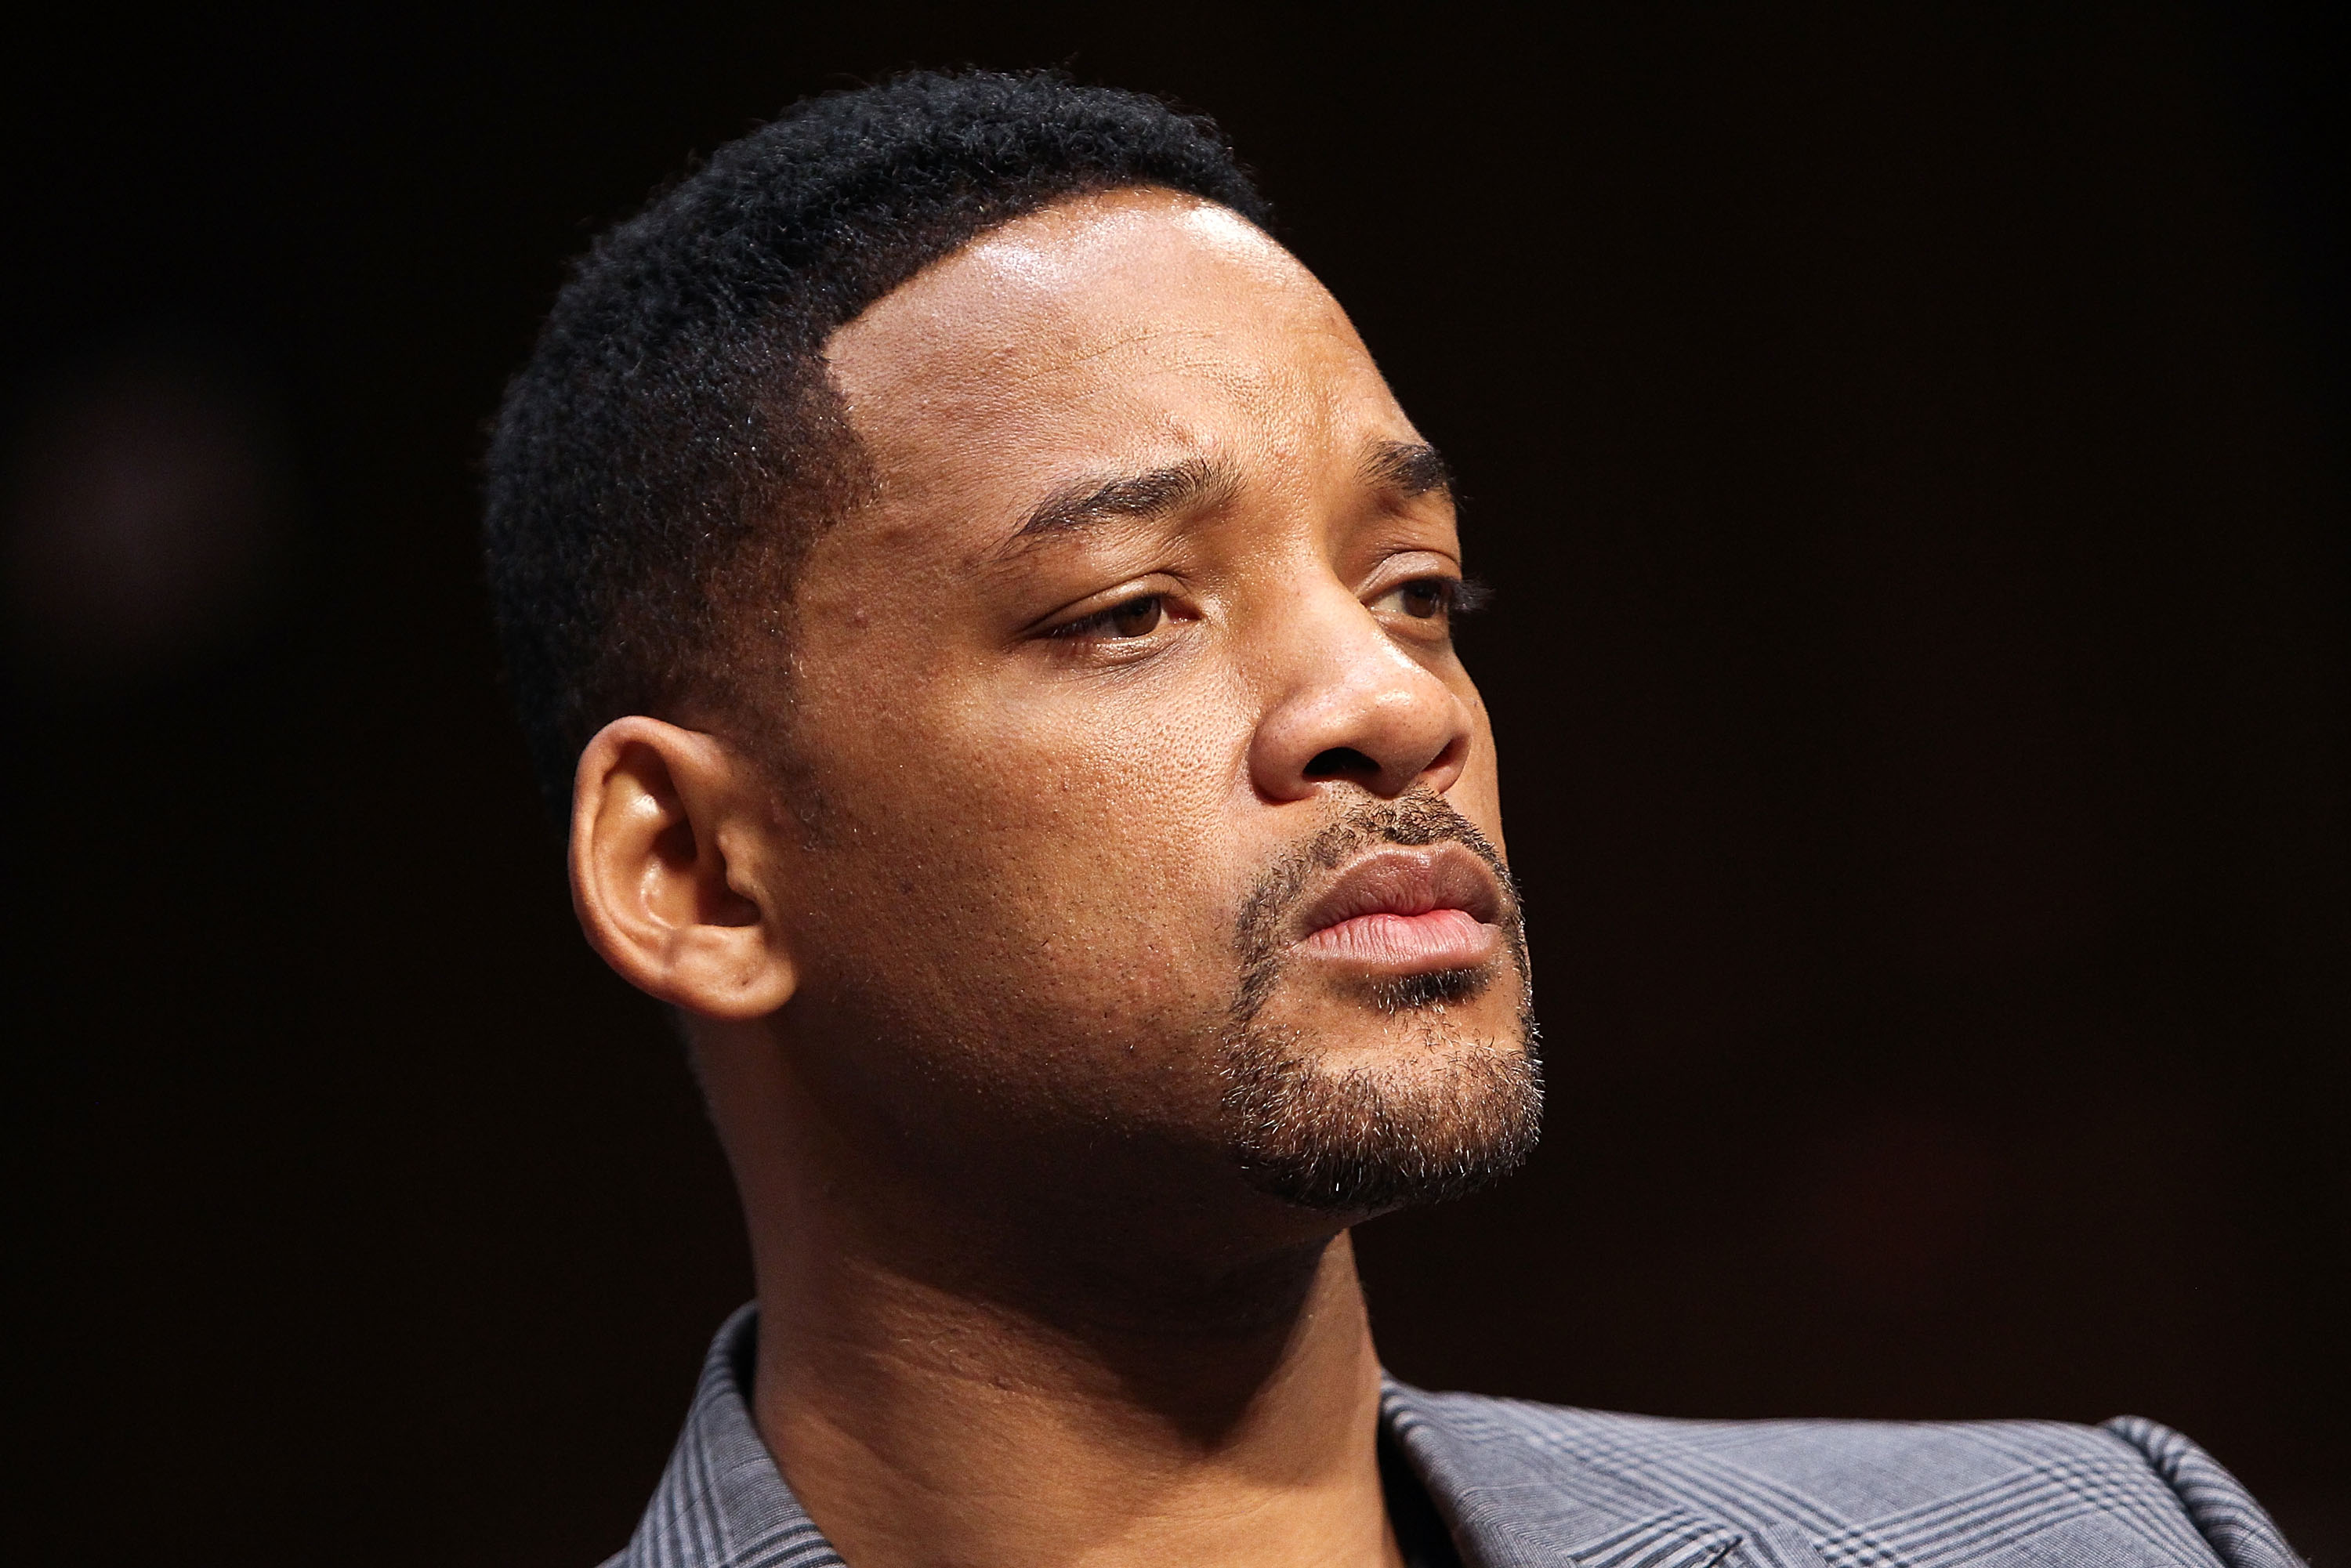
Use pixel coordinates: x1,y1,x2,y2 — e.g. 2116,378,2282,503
1232,788,1522,975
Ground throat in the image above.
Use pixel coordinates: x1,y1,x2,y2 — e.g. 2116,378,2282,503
750,1229,1407,1568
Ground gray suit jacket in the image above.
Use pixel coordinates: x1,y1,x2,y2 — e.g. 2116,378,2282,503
605,1306,2301,1568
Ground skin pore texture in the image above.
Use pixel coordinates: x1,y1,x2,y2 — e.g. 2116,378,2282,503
569,188,1536,1568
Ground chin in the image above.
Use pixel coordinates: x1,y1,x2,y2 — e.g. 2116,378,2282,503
1214,966,1543,1215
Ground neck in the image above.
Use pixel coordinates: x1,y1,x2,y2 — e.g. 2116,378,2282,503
697,1019,1405,1568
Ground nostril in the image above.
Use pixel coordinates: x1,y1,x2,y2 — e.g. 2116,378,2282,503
1304,746,1381,780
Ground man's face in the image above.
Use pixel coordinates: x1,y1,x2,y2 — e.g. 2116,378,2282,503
748,188,1537,1223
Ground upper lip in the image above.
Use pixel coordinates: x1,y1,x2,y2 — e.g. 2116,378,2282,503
1294,843,1505,940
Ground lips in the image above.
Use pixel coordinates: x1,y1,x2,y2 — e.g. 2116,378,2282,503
1292,844,1506,973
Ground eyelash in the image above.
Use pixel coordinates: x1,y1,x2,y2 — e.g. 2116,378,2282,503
1042,575,1491,643
1379,574,1492,622
1045,592,1167,639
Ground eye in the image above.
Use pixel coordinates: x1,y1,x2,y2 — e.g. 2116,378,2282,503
1396,579,1450,619
1108,594,1165,637
1050,592,1166,640
1375,577,1458,621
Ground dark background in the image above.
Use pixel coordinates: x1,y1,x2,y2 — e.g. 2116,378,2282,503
6,4,2344,1563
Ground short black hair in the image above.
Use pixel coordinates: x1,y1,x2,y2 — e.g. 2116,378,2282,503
482,70,1272,817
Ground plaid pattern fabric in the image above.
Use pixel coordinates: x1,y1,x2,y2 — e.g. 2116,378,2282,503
603,1306,2302,1568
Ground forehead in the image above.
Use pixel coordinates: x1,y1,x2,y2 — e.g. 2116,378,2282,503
823,188,1411,531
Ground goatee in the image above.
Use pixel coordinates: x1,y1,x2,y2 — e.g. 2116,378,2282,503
1217,789,1543,1214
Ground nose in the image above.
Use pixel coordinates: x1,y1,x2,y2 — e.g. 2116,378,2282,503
1248,581,1475,803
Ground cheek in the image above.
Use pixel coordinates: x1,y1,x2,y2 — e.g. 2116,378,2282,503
786,661,1259,1068
1448,683,1508,851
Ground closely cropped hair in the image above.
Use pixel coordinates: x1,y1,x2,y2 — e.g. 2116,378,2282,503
482,70,1272,817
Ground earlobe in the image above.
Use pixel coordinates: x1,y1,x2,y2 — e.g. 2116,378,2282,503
569,717,799,1019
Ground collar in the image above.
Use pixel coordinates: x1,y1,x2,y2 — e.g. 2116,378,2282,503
611,1304,842,1568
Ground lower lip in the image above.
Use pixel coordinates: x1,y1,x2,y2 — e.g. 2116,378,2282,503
1298,908,1498,971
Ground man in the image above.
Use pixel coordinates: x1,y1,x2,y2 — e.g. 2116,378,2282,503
484,71,2298,1568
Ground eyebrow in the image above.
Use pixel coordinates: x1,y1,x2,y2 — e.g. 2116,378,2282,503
1003,439,1453,552
1011,456,1237,544
1360,440,1454,502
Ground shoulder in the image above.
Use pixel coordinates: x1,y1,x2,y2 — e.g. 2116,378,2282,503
1385,1383,2303,1568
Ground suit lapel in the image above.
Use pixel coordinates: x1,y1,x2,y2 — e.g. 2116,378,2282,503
1383,1378,1766,1568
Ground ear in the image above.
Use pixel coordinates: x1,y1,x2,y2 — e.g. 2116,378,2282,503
569,716,797,1019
